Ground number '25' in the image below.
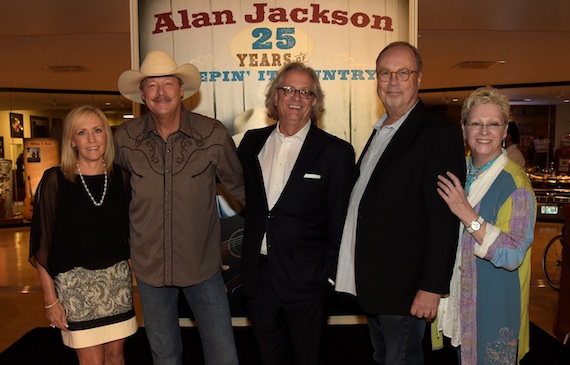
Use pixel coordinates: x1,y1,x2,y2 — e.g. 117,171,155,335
252,28,296,50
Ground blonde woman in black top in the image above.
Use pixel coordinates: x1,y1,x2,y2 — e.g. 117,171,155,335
29,105,136,365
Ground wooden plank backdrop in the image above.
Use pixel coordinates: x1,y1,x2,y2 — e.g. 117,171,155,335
133,0,416,156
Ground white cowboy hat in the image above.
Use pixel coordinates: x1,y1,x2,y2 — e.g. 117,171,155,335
232,107,275,147
118,50,201,104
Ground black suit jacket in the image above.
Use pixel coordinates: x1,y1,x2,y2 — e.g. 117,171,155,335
238,123,355,302
354,100,466,315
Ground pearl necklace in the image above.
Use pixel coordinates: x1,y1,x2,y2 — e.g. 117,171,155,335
77,162,108,207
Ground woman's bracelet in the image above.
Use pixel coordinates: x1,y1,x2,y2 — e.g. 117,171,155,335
44,298,59,309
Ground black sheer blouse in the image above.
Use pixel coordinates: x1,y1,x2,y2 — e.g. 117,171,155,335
29,165,130,277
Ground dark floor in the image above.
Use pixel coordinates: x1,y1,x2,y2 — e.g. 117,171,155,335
0,222,568,363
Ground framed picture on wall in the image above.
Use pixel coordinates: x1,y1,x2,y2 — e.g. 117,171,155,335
9,113,24,138
0,136,4,158
30,115,50,138
50,118,63,142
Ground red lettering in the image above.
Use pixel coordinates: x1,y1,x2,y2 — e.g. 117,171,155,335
372,15,393,31
213,10,236,25
244,3,266,23
267,7,288,22
179,10,190,29
155,4,394,34
152,12,180,34
291,8,308,23
192,12,212,27
331,10,348,25
350,13,370,28
310,4,330,24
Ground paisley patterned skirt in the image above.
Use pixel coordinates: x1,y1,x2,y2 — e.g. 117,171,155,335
53,260,138,349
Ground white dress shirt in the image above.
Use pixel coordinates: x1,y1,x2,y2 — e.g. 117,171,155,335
335,109,411,295
257,120,311,254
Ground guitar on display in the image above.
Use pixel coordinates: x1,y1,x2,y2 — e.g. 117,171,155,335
22,175,34,221
221,214,244,294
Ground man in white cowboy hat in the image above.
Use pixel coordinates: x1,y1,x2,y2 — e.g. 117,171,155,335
115,50,244,365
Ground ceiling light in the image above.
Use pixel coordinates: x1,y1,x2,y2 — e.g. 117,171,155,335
451,61,506,69
452,98,459,102
43,65,91,72
524,98,532,102
564,99,570,103
123,114,134,119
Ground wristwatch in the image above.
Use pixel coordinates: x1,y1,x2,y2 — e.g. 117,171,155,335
466,216,484,233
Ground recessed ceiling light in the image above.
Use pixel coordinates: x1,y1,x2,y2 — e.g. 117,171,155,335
452,98,459,102
123,114,134,119
564,99,570,103
451,61,506,69
524,98,532,102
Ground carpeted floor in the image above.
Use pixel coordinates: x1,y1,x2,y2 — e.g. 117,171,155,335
0,323,568,364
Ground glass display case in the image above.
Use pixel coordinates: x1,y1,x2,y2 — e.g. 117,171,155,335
0,159,13,217
529,171,570,222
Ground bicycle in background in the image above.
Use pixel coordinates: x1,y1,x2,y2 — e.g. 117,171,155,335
542,226,565,290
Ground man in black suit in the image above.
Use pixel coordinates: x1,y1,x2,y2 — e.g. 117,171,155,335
238,62,355,365
335,42,466,365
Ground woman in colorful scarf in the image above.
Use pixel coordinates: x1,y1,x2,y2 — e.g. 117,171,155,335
435,86,536,364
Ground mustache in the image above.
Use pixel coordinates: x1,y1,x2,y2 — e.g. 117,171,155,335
151,96,173,102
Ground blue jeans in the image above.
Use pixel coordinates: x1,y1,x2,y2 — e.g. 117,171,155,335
367,314,425,365
136,270,239,365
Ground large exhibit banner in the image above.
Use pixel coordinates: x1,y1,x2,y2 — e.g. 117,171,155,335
133,0,416,154
133,0,416,321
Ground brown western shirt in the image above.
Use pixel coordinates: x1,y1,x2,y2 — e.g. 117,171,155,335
114,106,245,287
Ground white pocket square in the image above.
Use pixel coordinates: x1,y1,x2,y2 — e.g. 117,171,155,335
303,173,321,180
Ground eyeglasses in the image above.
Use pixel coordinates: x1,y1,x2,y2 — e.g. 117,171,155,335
278,86,314,99
465,122,506,131
377,69,418,82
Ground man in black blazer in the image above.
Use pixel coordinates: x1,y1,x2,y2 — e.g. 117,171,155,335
238,62,355,365
335,42,466,365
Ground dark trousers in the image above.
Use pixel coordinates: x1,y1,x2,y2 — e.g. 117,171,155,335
245,257,328,365
367,314,426,365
